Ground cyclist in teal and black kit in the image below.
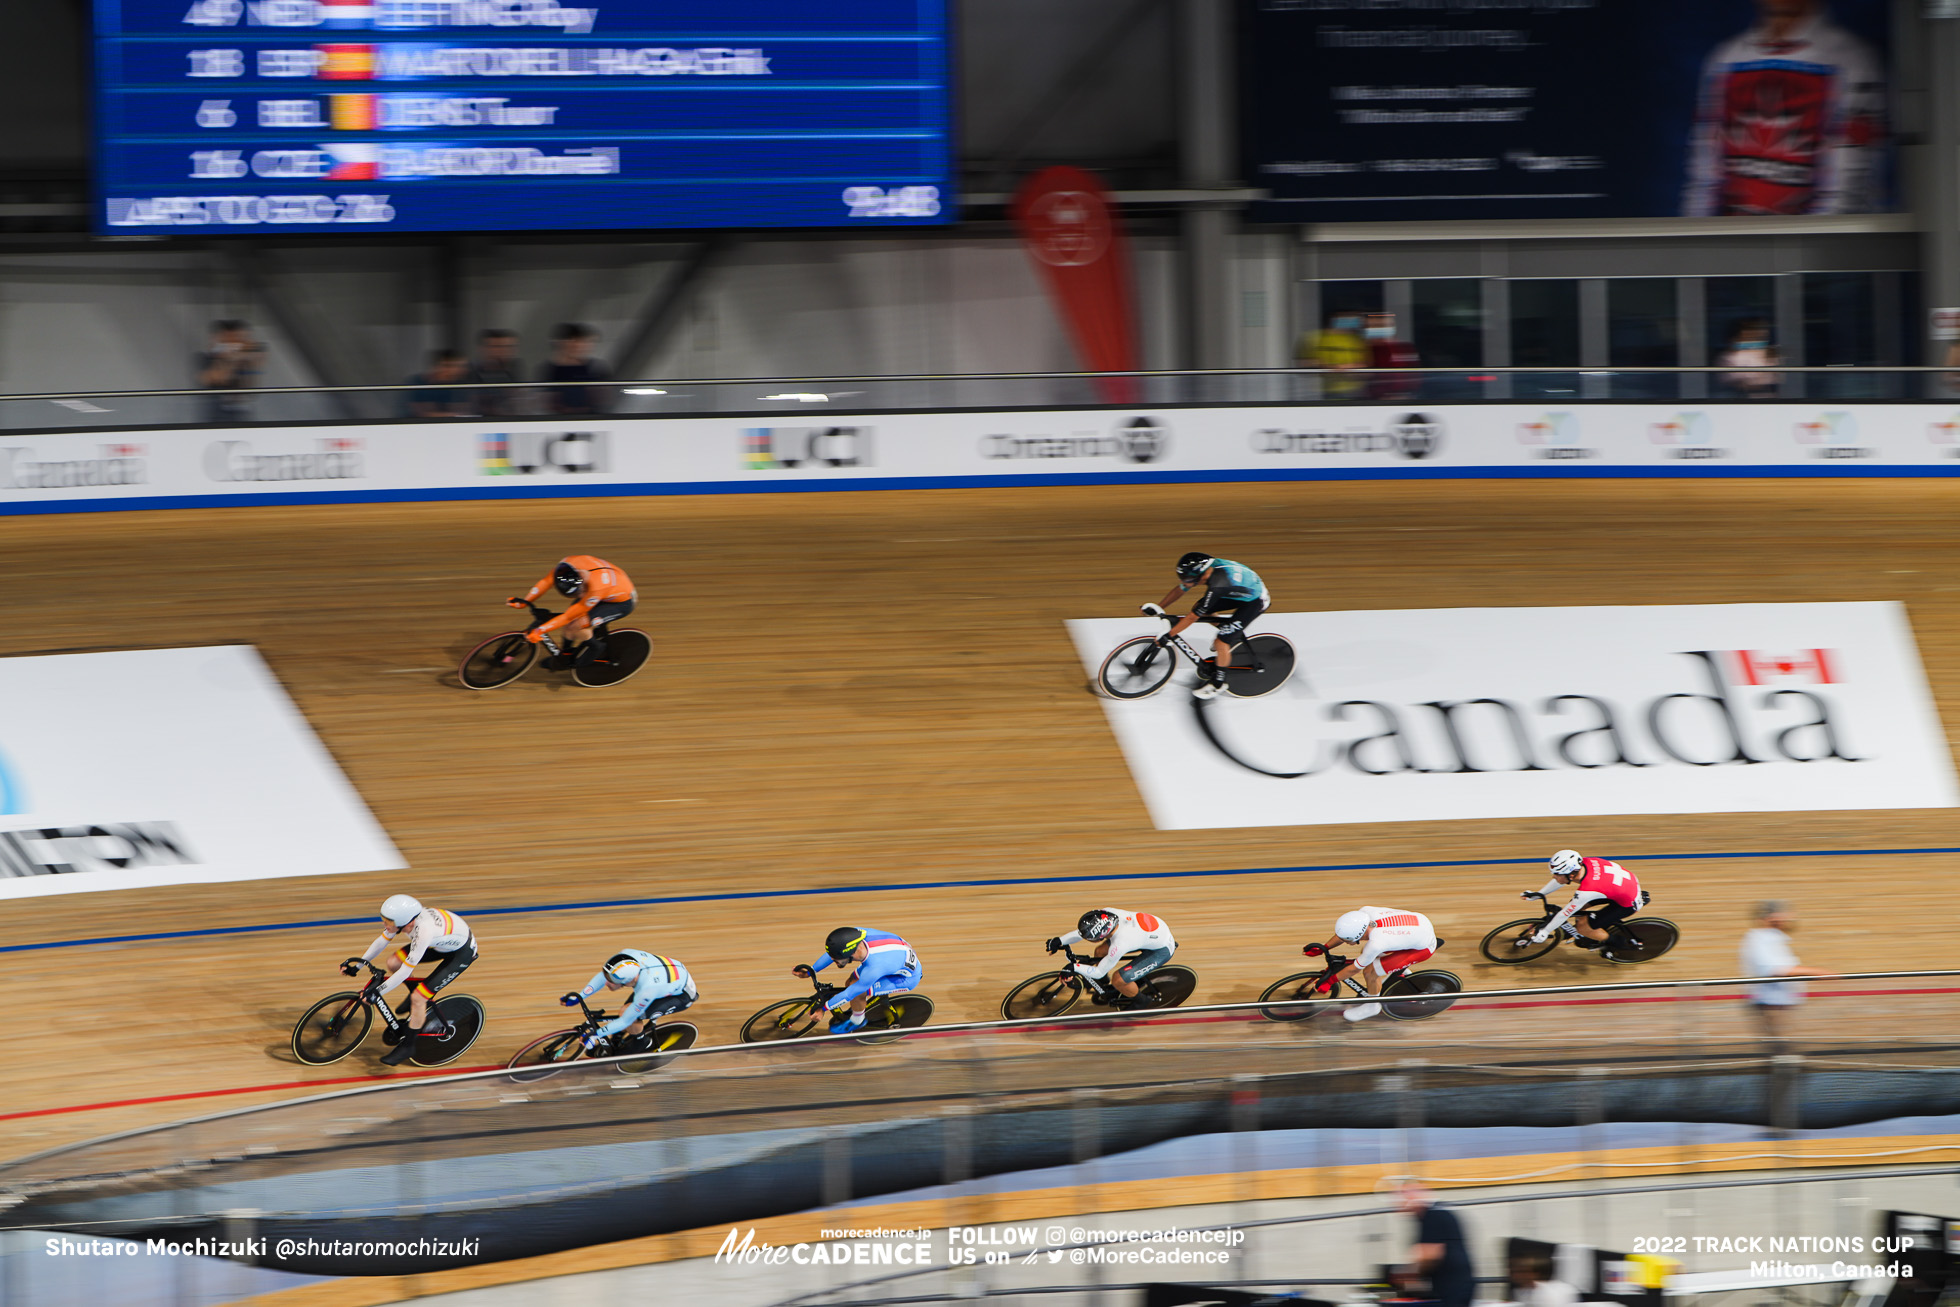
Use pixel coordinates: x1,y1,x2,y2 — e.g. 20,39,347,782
1141,552,1270,700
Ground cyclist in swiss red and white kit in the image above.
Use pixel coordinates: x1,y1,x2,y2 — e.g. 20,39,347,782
1318,906,1438,1024
1681,0,1885,217
1529,850,1643,948
1047,908,1177,1009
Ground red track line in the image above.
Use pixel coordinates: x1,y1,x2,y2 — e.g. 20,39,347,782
15,984,1960,1125
0,1064,502,1123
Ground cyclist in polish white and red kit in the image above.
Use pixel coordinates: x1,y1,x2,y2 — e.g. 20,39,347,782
1529,850,1644,949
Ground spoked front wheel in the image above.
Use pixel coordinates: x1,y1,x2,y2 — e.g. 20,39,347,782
410,995,486,1066
1001,971,1084,1021
1098,636,1177,700
505,1029,586,1083
857,994,934,1043
1257,972,1336,1022
572,629,652,688
459,632,538,690
291,992,373,1065
1600,918,1680,964
1480,918,1560,964
1382,969,1462,1021
740,997,827,1043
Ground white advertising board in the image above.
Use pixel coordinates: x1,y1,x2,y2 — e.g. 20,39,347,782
7,402,1960,512
1067,602,1958,830
0,646,403,898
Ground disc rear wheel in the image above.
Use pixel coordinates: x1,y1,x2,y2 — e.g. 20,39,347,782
1599,917,1680,964
1098,636,1176,700
858,994,934,1043
1382,969,1462,1020
1221,634,1296,699
410,995,485,1066
619,1022,698,1073
572,629,652,688
1137,965,1197,1010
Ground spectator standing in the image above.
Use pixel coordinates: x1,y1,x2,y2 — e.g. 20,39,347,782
401,348,470,419
1718,319,1781,398
467,328,526,417
1399,1182,1475,1307
1740,901,1830,1049
538,322,613,416
1514,1253,1578,1307
1300,313,1368,399
195,319,266,423
1364,311,1422,401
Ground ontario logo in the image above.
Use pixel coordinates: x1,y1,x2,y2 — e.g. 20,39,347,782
1516,413,1595,459
1794,413,1873,459
1649,412,1728,459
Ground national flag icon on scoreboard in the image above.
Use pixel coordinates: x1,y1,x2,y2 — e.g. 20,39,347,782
330,94,378,130
323,143,381,180
321,0,375,28
316,44,377,80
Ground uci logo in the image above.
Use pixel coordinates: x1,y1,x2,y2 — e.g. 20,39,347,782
1116,416,1168,464
1389,413,1443,460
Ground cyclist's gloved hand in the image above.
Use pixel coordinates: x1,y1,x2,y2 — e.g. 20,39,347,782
1140,603,1165,618
1044,937,1063,954
524,629,545,644
506,596,528,609
581,1031,606,1054
340,957,363,977
360,987,383,1006
1300,942,1324,957
1520,890,1536,899
792,964,815,979
560,992,582,1008
1530,929,1551,944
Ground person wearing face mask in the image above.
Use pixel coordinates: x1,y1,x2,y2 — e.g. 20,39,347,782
1300,312,1368,399
1363,312,1421,401
1719,319,1780,398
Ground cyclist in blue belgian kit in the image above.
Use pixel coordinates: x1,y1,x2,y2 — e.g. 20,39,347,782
1140,552,1270,700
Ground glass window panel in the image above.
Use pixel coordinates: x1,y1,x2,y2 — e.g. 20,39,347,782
1706,276,1777,361
1410,279,1482,370
1607,279,1678,367
1511,279,1580,370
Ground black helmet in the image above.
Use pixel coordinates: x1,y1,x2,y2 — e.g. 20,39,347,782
825,926,867,962
553,561,584,598
1078,909,1118,942
1175,552,1214,581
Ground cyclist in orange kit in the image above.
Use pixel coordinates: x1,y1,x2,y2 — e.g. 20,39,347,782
508,556,637,668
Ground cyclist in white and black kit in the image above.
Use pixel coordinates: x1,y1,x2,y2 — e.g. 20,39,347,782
1141,552,1270,700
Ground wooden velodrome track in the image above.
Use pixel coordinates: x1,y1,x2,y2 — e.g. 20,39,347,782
3,478,1958,1161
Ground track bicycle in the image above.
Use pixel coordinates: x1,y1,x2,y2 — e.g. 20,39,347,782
1096,610,1295,700
999,945,1199,1021
291,960,487,1067
1479,890,1680,964
504,993,699,1083
459,600,652,690
738,975,934,1045
1258,942,1461,1022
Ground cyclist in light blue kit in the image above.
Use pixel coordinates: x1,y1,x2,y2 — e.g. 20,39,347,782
792,926,922,1034
560,949,698,1054
1141,551,1270,700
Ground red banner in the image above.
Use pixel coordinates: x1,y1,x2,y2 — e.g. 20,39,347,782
1012,166,1139,402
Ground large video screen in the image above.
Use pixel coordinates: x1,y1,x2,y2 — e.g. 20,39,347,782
94,0,953,234
1242,0,1893,223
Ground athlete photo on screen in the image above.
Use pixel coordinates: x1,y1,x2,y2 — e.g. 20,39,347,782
1681,0,1886,216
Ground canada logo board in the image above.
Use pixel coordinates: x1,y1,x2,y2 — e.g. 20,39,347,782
0,444,146,490
1067,602,1954,830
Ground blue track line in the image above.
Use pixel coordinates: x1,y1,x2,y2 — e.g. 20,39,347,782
5,844,1956,956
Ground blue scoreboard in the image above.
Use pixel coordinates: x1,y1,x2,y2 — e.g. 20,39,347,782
93,0,954,233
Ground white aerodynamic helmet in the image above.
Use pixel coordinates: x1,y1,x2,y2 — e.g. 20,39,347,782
381,894,423,927
1548,850,1584,877
1334,909,1373,943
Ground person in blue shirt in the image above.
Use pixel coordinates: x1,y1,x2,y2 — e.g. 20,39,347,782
560,949,698,1054
793,926,922,1034
1141,552,1271,700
